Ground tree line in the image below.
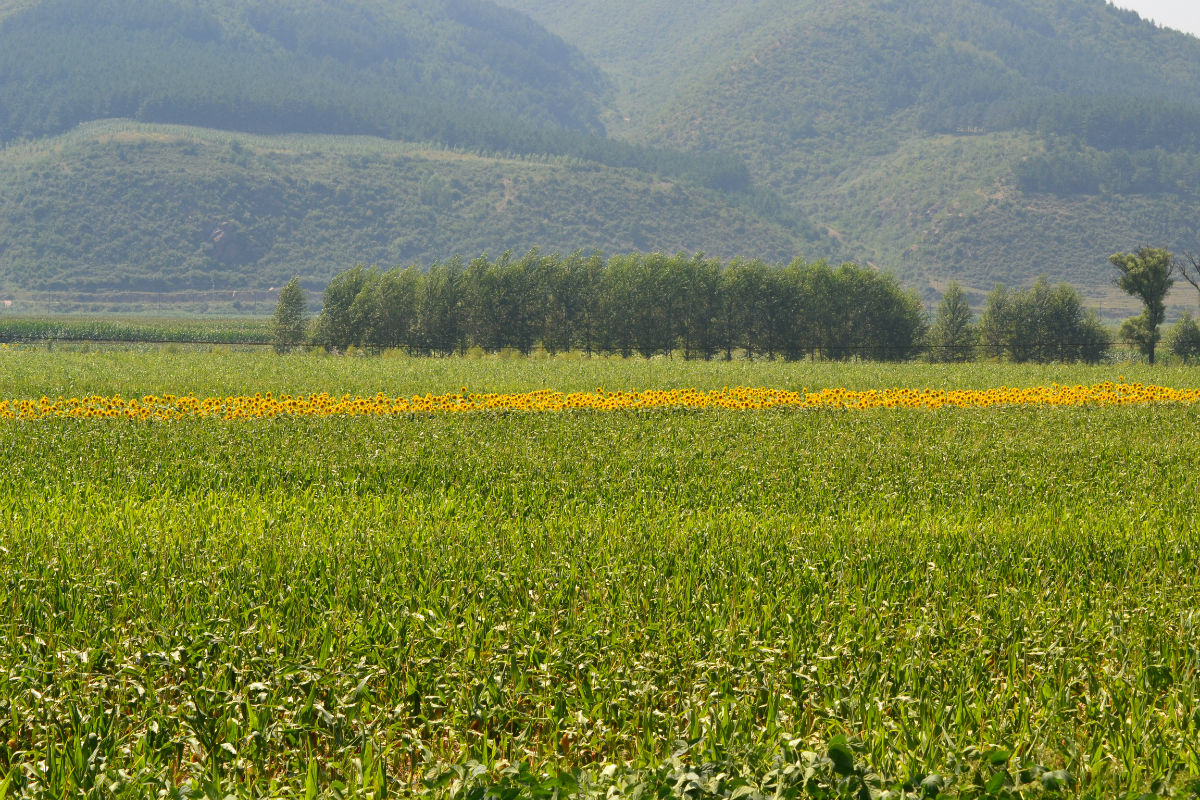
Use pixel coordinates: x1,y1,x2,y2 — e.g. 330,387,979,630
929,247,1200,366
274,248,1200,364
1013,143,1200,197
304,252,927,361
926,279,1112,364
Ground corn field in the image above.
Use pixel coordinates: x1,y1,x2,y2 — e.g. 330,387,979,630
0,349,1197,798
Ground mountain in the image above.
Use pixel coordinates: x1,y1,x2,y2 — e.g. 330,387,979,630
0,0,769,191
482,1,784,136
0,121,809,296
5,0,1200,310
0,0,606,144
497,0,1200,309
0,0,837,303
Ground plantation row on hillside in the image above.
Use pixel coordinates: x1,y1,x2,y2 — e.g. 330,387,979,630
1013,140,1200,196
0,0,605,143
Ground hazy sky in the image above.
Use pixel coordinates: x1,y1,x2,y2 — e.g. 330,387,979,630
1111,1,1200,37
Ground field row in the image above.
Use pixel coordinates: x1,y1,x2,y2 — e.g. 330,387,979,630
8,348,1200,400
4,382,1200,420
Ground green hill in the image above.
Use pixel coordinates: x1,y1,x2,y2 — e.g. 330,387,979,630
6,0,1200,306
499,0,1200,303
0,0,764,192
0,0,838,304
486,0,783,135
0,0,606,143
0,121,817,298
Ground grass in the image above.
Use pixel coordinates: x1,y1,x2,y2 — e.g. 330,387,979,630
0,350,1198,798
0,316,271,345
2,346,1196,398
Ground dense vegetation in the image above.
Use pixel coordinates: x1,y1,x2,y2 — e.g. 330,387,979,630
633,0,1200,157
6,0,1200,298
0,0,604,144
312,253,928,361
1,351,1198,797
0,0,757,191
0,315,270,345
504,0,1200,295
0,122,815,296
309,254,1130,365
1014,141,1200,196
973,278,1111,363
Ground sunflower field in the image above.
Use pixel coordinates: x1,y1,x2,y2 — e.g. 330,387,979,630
0,347,1198,799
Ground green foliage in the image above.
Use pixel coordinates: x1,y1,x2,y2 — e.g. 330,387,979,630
1120,313,1161,364
1013,93,1200,153
2,347,1191,398
1111,247,1174,364
313,253,928,360
310,265,370,350
268,276,308,353
9,0,1200,300
508,0,1200,297
926,282,975,362
0,0,605,143
628,0,1200,166
1168,312,1200,363
0,0,764,192
977,277,1111,363
1013,142,1200,196
0,123,812,294
0,315,268,344
1,351,1199,796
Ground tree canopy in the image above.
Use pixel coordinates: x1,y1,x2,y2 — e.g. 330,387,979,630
312,252,928,361
1111,247,1173,364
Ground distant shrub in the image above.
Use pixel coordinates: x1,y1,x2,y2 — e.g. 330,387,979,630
1167,312,1200,363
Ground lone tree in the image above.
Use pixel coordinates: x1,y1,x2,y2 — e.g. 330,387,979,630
269,277,309,354
927,282,975,362
1110,247,1173,364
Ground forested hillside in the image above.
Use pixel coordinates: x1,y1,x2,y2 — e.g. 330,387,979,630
0,0,838,303
0,0,605,143
4,0,1200,305
500,0,1200,302
485,0,780,134
0,0,758,191
0,122,815,294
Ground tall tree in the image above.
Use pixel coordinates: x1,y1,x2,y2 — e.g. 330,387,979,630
311,265,370,350
927,282,975,362
1110,247,1174,365
1168,312,1200,363
268,276,309,354
415,259,464,355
